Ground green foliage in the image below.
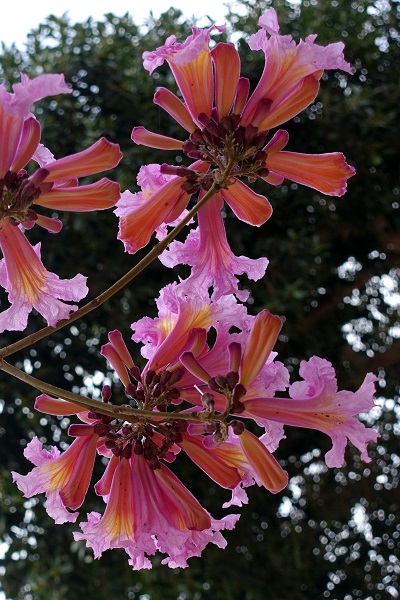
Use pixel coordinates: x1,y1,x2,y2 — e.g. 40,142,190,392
0,2,399,598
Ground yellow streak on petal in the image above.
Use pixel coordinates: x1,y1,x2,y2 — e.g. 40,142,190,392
0,222,46,303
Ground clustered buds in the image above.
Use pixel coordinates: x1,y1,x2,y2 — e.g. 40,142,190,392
208,371,247,414
181,113,270,188
0,169,49,225
124,367,185,411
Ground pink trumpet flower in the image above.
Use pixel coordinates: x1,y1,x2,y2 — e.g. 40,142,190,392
0,221,88,333
159,194,269,301
74,454,239,569
242,357,379,468
11,433,99,524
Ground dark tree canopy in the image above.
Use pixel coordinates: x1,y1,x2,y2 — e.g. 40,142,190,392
0,1,399,599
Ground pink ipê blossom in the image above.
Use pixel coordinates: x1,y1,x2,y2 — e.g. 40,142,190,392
74,453,240,569
159,194,269,301
11,434,99,524
242,356,379,467
0,221,88,332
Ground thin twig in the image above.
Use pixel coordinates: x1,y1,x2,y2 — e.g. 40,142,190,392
0,358,203,423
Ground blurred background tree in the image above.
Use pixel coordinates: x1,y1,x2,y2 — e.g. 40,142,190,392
0,1,399,598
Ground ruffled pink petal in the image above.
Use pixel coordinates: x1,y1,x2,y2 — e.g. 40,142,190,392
134,283,248,371
32,143,55,166
0,73,70,117
143,26,225,125
75,454,240,570
258,7,280,35
243,357,379,467
160,195,269,301
242,9,351,127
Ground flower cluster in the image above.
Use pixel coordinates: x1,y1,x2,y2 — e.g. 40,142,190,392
10,8,379,571
0,74,122,332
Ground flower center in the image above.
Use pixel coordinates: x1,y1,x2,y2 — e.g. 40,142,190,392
0,168,48,227
178,113,270,192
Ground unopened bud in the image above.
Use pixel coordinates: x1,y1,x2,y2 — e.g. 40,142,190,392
149,456,161,470
125,383,137,399
134,440,143,455
232,400,245,414
101,385,112,402
136,388,145,403
165,388,181,401
121,425,132,436
152,383,164,398
202,393,215,411
208,377,223,393
226,371,239,390
232,384,247,403
129,365,142,382
159,370,172,386
105,440,117,449
87,411,102,420
122,444,133,459
145,370,156,386
230,420,245,435
94,423,109,436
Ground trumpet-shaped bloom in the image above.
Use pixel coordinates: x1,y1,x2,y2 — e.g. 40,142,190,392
74,454,239,569
143,25,226,126
160,194,269,301
0,74,70,177
0,221,88,332
114,163,195,254
11,434,99,523
243,9,351,130
0,74,121,226
242,357,379,467
131,282,249,370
